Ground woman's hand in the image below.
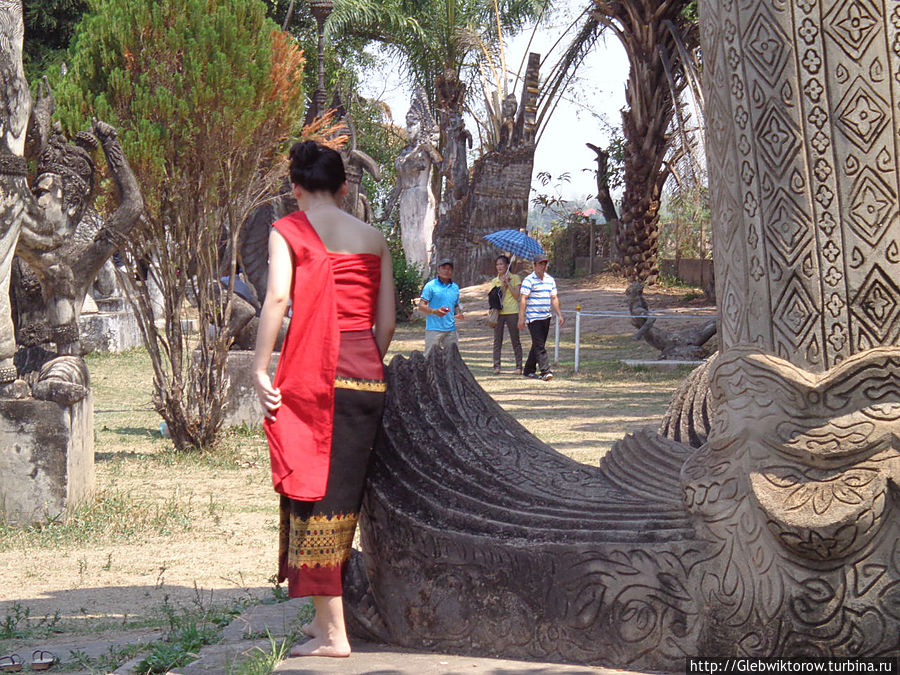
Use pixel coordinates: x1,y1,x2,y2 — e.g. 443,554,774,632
254,371,281,421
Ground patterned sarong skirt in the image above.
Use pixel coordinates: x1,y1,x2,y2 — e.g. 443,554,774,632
277,330,385,597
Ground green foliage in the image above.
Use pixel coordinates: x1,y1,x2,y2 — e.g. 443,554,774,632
135,594,233,674
136,592,244,674
56,0,300,208
602,130,626,194
228,630,294,675
70,644,143,674
379,223,425,321
0,603,61,640
55,0,306,451
329,0,544,108
23,0,88,77
0,488,193,550
659,185,711,259
682,0,699,21
353,97,404,212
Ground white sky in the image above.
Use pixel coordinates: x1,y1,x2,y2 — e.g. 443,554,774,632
356,6,630,203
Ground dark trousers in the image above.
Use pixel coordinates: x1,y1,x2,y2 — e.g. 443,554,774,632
524,317,551,376
493,313,522,369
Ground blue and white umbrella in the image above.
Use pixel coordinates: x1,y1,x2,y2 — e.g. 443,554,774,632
482,229,545,260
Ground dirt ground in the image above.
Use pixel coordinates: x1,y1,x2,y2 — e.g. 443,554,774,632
0,273,714,670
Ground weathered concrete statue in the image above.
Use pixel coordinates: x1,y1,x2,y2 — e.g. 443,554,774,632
18,113,142,362
497,93,517,151
342,2,900,667
0,4,141,394
0,0,141,525
384,87,441,269
432,54,540,287
0,0,35,385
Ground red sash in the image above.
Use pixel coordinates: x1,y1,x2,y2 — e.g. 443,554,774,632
264,211,340,500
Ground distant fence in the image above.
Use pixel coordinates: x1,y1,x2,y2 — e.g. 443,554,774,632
552,306,718,373
659,258,715,292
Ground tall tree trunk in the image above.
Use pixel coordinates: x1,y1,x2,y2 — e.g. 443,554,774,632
594,0,692,284
617,105,667,283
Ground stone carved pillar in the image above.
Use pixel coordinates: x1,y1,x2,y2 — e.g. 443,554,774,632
702,0,900,368
694,0,900,655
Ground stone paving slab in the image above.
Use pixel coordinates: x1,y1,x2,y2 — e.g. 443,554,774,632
21,598,659,675
274,643,615,674
165,598,649,675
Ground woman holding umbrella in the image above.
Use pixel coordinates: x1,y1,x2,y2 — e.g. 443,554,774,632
490,254,522,374
482,229,546,375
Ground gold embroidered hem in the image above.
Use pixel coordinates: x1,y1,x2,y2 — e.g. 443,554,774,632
334,376,387,392
287,512,358,569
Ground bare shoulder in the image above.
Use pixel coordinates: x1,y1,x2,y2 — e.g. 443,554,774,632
344,213,387,254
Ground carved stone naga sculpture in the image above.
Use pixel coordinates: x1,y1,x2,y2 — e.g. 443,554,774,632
343,1,900,667
0,1,142,396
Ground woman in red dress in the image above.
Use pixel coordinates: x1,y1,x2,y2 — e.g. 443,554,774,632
253,141,395,657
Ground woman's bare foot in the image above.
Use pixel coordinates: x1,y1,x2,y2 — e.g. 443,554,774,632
299,621,319,638
289,635,351,657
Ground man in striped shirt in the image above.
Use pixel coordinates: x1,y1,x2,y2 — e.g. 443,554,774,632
517,254,564,380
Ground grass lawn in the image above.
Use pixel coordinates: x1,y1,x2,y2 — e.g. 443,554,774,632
0,296,700,673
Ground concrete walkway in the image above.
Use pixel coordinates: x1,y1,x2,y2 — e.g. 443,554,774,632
274,645,608,674
163,598,629,675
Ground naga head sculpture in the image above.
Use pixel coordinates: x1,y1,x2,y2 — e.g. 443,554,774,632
34,123,97,237
686,348,900,565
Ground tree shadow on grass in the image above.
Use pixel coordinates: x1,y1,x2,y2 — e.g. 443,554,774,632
101,426,160,439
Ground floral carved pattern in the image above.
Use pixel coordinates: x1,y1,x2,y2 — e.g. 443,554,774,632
824,0,883,59
835,77,890,151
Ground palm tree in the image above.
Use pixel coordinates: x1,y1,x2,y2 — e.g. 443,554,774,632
592,0,696,283
329,0,544,187
330,0,543,104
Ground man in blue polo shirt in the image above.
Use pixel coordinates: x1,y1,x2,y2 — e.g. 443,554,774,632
517,253,564,380
418,258,465,356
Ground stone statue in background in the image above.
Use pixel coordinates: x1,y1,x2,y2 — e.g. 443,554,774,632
384,88,442,269
432,54,540,287
331,93,382,223
17,109,143,364
435,70,471,217
497,93,517,151
0,0,35,385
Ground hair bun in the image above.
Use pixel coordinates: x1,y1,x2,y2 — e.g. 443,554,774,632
290,140,320,166
288,140,346,194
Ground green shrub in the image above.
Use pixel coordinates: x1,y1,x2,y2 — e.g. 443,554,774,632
378,223,425,321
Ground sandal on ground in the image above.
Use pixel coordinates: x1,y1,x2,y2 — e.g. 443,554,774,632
31,650,56,671
0,654,23,672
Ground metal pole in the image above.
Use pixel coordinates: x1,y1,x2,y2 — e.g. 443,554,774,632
574,304,581,374
554,312,560,364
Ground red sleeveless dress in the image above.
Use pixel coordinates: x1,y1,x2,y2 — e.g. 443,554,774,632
267,211,386,597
